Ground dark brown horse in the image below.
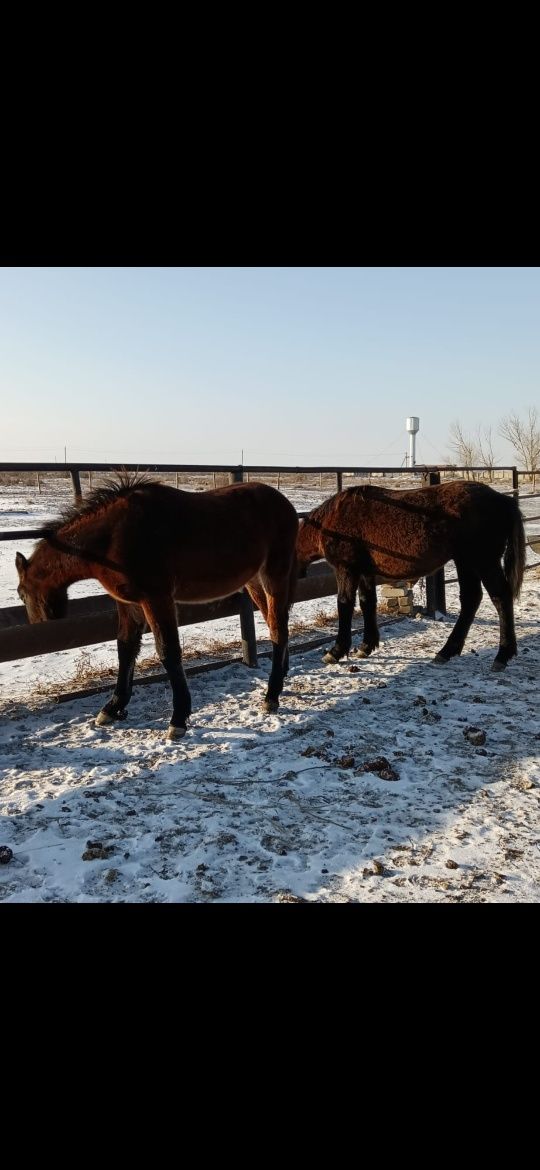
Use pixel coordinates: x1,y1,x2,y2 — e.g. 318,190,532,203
297,480,526,671
15,475,298,737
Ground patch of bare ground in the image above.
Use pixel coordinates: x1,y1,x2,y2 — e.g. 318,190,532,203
305,609,337,630
27,637,246,701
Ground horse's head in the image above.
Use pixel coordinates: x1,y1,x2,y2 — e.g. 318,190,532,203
296,516,320,576
15,551,68,622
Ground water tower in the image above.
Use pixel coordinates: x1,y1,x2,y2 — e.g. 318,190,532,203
406,416,419,467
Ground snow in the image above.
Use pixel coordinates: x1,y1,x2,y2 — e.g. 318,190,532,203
1,475,539,902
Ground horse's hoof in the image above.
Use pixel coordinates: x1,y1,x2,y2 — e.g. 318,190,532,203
167,724,187,740
322,651,339,665
491,660,507,673
263,698,279,713
96,707,127,725
432,654,448,666
353,647,369,659
96,710,114,726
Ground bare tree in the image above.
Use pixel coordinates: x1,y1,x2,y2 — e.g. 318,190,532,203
476,426,499,481
448,420,479,478
499,407,540,486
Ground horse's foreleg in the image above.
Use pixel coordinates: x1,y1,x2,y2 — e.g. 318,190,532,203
262,592,290,712
141,596,192,738
434,564,482,664
355,576,379,658
480,564,518,670
96,603,145,726
323,566,358,664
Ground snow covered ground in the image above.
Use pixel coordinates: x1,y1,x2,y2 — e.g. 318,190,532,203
1,475,539,903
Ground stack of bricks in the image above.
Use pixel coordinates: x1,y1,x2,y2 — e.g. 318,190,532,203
380,583,415,616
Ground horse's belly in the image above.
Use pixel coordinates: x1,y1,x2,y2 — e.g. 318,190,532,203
373,550,445,581
374,573,420,587
173,568,257,603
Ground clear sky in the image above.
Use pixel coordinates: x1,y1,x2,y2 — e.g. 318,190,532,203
1,266,538,467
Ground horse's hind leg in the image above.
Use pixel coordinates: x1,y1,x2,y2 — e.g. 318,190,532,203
434,562,482,664
262,592,290,711
96,603,146,726
354,575,379,658
246,574,288,677
247,563,294,682
245,575,268,623
323,566,358,664
141,596,192,738
480,563,518,670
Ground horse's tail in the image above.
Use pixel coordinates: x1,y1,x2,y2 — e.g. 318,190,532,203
504,499,526,600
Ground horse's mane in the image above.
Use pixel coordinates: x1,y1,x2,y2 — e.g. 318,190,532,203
39,472,161,539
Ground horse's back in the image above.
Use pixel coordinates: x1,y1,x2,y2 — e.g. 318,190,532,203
123,479,295,529
331,479,513,520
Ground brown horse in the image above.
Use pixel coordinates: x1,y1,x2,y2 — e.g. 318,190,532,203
15,475,298,737
297,480,526,671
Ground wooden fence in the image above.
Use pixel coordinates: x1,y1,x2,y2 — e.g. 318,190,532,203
1,461,538,668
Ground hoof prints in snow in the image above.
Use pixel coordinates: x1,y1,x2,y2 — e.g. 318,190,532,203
1,505,540,901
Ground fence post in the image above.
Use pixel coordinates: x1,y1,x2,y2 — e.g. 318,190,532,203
70,470,82,502
229,467,244,485
512,467,519,495
422,470,446,617
238,589,258,666
336,471,343,492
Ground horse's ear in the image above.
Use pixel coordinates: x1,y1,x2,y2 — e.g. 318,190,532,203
15,552,28,576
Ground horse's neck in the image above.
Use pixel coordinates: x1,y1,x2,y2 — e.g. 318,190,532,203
298,517,323,562
34,537,91,587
